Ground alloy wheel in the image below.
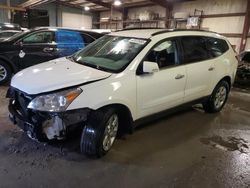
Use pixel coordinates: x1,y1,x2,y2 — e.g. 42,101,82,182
103,114,119,151
0,65,7,82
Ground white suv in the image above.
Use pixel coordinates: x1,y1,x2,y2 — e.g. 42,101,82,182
7,29,238,157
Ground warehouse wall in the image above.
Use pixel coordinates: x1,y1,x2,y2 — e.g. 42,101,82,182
99,0,248,52
0,1,95,29
172,0,248,52
99,5,167,30
0,0,24,22
36,3,93,29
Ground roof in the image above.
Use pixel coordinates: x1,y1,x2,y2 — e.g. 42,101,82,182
111,28,224,39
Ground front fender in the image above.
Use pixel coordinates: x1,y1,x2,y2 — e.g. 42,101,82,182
67,73,137,120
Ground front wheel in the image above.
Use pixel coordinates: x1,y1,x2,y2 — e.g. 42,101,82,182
80,108,119,157
203,81,229,113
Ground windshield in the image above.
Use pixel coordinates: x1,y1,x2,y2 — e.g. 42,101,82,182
73,35,148,72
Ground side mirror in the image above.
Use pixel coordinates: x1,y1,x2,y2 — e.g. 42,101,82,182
143,61,159,74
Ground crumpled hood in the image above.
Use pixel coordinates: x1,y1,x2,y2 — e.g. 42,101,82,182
11,57,112,94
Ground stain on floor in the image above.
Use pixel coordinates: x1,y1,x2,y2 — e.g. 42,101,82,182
200,135,249,153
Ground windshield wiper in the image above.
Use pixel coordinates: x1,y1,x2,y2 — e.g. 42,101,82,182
67,56,113,73
66,55,76,62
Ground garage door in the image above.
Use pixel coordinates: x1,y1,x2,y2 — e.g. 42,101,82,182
62,12,92,29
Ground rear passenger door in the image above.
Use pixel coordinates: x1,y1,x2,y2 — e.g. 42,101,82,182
180,36,216,102
55,30,86,57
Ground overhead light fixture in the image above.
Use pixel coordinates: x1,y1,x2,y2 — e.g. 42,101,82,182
84,6,90,11
114,0,122,6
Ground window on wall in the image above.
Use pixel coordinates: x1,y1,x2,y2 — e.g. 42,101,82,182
206,37,229,57
181,36,210,64
23,31,54,44
145,40,179,69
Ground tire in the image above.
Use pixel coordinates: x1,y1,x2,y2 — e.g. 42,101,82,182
0,61,12,85
80,108,119,157
203,80,229,113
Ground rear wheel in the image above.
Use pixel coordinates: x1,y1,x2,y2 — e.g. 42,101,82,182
80,108,119,157
0,61,12,85
203,81,229,113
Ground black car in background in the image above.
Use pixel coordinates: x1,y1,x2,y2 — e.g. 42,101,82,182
0,27,104,84
0,30,20,40
0,23,21,31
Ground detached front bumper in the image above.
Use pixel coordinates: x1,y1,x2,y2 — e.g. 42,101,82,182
7,88,90,141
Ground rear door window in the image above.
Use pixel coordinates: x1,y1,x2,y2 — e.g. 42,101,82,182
56,30,85,56
181,36,210,64
206,37,229,57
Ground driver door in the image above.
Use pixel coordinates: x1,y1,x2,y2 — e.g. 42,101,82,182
136,39,187,118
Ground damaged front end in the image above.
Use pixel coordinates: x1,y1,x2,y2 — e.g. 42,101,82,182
7,87,90,141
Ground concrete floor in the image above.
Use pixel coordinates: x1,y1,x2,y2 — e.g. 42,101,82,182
0,86,250,188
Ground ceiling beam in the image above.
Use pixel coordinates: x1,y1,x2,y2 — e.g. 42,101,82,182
0,4,26,11
20,0,55,8
85,0,124,12
149,0,170,8
84,0,111,9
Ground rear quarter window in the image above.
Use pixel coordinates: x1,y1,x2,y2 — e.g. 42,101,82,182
206,37,229,57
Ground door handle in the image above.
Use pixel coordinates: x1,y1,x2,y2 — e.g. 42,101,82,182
208,67,215,71
175,74,185,80
43,47,54,53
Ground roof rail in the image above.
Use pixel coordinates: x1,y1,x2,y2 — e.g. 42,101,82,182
115,27,165,32
151,29,218,36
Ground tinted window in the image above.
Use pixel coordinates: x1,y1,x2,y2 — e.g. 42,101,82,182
23,31,54,44
206,37,229,57
56,30,85,56
56,30,85,45
145,40,178,69
181,36,210,64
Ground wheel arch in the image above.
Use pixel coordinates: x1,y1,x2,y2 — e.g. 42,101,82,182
219,75,231,90
96,103,134,134
0,56,17,73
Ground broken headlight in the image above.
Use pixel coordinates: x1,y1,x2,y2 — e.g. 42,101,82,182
27,88,82,112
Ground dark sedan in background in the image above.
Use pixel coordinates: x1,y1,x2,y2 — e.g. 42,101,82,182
0,30,20,40
0,27,104,84
235,50,250,88
0,23,21,31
